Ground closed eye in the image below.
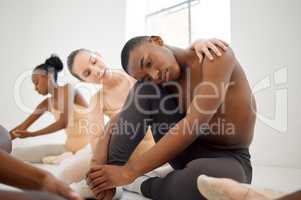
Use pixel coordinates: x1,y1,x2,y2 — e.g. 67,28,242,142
146,61,152,68
83,69,91,77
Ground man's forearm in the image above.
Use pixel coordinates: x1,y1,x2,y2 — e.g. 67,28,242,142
127,116,202,176
0,150,49,190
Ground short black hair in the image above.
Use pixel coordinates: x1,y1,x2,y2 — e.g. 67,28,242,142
67,48,93,80
121,36,149,73
34,54,63,82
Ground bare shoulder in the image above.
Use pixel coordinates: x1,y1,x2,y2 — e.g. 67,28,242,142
116,69,136,86
202,47,236,78
203,47,235,66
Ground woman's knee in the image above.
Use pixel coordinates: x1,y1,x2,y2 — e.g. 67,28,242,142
0,125,12,153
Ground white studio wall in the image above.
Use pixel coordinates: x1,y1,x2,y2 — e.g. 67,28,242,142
0,0,126,130
231,0,301,168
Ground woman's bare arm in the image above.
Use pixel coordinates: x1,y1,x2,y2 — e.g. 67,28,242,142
30,87,70,137
88,90,114,165
14,87,70,138
10,99,48,139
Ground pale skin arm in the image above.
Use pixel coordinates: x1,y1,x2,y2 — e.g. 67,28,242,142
88,91,108,164
87,91,117,200
87,48,236,191
0,149,82,200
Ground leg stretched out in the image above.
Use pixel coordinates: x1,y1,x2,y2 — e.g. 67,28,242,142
12,144,66,163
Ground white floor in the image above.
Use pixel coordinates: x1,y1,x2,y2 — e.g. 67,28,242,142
252,165,301,193
3,132,300,199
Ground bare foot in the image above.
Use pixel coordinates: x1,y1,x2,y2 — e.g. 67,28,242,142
197,175,268,200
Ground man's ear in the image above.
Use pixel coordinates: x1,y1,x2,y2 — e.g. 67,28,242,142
149,35,164,46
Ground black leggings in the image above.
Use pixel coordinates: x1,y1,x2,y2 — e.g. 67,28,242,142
107,81,252,200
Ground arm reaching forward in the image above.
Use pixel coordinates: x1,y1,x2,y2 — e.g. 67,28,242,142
0,149,82,200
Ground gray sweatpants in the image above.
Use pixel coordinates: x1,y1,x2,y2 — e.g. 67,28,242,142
106,81,252,200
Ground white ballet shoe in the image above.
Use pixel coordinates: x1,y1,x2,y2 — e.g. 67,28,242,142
197,175,231,200
42,152,73,165
197,175,268,200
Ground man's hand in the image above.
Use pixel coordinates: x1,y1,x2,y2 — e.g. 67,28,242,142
87,164,137,193
90,187,116,200
87,161,116,200
191,38,229,61
42,173,82,200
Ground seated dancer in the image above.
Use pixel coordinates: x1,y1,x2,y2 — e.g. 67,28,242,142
61,38,227,197
10,55,91,164
85,35,256,200
0,125,82,200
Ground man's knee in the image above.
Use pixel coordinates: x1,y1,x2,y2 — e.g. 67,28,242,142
186,157,247,183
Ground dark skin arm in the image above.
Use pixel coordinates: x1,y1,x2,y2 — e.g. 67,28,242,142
13,89,87,138
29,90,88,137
0,149,82,200
87,48,236,191
10,98,48,139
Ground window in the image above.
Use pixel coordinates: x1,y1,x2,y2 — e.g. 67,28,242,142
126,0,231,47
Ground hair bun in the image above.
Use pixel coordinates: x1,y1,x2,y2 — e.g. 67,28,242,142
45,54,63,72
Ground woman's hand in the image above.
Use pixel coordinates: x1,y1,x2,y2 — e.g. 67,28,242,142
190,38,229,61
9,130,18,140
11,130,32,138
86,164,138,192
